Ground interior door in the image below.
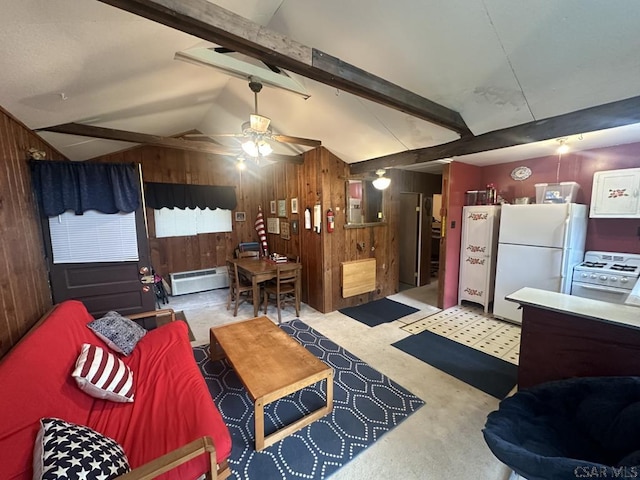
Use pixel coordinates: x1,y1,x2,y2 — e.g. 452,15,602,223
399,193,421,286
42,205,155,318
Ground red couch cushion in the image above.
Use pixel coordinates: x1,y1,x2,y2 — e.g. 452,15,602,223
0,301,103,480
0,300,232,480
88,320,232,479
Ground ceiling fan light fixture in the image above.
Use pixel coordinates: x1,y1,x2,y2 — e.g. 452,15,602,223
250,114,271,133
372,169,391,190
257,139,272,156
241,139,272,157
241,139,259,157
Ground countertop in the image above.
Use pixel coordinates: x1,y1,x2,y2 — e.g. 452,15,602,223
505,287,640,330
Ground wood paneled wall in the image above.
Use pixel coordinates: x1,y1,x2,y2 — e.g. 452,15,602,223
0,107,449,357
95,146,264,280
0,108,55,358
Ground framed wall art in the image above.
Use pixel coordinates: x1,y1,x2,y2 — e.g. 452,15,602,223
291,219,299,235
277,199,287,217
266,217,280,234
291,197,299,214
234,212,246,222
280,220,290,240
270,200,276,215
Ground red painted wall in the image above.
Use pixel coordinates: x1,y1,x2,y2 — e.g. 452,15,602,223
444,141,640,307
479,142,640,254
443,161,482,309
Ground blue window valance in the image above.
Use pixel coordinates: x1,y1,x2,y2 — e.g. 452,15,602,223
144,182,237,211
30,160,141,217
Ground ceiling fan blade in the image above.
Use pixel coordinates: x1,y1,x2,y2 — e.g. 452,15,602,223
272,134,321,147
183,133,244,138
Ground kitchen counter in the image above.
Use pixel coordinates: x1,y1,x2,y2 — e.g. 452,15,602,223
505,287,640,389
506,287,640,330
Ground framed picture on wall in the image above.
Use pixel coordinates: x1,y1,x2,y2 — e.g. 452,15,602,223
277,199,287,217
291,197,299,214
234,212,246,222
291,219,299,235
267,217,280,234
270,200,276,214
280,220,290,240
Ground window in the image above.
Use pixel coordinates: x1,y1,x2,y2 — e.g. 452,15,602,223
49,211,139,264
154,207,232,238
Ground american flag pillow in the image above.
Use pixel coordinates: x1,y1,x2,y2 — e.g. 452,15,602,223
72,344,135,402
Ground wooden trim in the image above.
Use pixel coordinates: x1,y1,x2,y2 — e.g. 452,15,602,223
126,308,176,322
350,93,640,174
95,0,469,135
115,436,230,480
38,123,304,164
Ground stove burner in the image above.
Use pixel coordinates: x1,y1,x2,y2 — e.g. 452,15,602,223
581,262,607,268
610,264,638,272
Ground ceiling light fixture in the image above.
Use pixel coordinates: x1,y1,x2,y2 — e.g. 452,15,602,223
556,138,570,154
236,157,246,170
241,138,273,157
372,169,391,190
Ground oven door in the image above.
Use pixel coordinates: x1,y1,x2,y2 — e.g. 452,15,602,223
571,282,630,304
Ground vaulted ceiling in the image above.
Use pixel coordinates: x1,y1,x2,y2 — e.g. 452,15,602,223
3,0,640,174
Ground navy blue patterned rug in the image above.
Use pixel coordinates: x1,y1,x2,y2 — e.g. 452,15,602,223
193,319,425,479
338,298,419,327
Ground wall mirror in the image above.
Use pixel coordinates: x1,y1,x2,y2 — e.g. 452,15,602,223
346,179,384,226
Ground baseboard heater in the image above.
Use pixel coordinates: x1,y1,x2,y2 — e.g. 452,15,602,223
169,267,229,296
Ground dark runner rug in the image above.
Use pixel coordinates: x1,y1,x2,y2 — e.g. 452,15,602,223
392,330,517,399
193,319,425,479
338,298,420,327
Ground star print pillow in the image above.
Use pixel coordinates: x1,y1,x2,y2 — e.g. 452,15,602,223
33,418,130,480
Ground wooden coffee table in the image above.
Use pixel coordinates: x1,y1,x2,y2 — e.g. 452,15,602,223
210,316,334,451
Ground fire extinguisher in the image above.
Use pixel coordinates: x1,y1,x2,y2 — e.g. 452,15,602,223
327,208,335,233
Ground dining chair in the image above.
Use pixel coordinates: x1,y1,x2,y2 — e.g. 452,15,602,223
226,260,254,316
238,250,260,259
262,263,301,323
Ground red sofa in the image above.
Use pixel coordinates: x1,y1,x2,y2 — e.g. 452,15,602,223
0,300,232,479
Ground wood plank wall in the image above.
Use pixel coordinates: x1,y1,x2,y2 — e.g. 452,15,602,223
95,146,263,280
0,108,56,358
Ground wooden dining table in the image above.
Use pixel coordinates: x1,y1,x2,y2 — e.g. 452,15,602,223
233,257,301,317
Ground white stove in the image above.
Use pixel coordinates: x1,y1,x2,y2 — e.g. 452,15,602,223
571,251,640,304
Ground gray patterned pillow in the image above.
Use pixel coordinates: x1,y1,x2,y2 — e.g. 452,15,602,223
33,418,130,480
87,311,146,356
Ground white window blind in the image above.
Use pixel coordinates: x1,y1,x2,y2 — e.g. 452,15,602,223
49,211,139,264
154,208,232,238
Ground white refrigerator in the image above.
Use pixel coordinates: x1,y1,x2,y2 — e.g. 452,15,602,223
492,203,588,324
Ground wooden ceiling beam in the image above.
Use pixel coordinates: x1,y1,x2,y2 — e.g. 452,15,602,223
37,123,304,164
95,0,470,136
349,94,640,174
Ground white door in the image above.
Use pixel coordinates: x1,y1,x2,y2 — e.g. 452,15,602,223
493,243,564,323
498,204,569,248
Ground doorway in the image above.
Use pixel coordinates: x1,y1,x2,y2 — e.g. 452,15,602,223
399,192,437,286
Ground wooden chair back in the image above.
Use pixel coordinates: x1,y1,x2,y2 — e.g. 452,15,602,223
263,263,302,323
226,260,253,316
238,250,260,259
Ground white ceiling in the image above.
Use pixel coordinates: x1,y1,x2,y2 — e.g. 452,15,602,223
3,0,640,171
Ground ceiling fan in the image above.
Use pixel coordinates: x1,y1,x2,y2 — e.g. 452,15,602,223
185,78,321,158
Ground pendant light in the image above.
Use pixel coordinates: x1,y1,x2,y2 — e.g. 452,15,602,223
372,169,391,190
